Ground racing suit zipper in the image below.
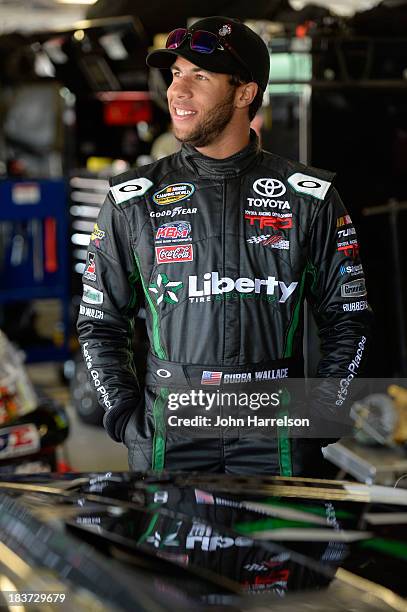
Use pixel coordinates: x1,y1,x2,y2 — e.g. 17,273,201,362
222,178,227,365
220,178,227,469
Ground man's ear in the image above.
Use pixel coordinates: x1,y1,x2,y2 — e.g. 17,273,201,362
235,82,258,109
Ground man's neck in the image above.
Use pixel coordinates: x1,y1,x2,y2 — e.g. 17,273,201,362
194,121,251,159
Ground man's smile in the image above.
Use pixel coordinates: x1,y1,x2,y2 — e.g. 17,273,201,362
172,106,198,120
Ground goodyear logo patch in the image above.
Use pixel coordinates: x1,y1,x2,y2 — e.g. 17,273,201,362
153,183,195,206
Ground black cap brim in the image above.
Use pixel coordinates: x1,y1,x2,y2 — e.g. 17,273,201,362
146,48,180,69
146,46,248,78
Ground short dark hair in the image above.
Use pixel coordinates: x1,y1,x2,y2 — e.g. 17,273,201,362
229,74,264,121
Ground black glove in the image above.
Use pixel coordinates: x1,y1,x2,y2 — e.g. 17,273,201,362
103,399,143,443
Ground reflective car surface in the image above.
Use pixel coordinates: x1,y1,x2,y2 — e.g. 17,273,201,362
0,472,406,611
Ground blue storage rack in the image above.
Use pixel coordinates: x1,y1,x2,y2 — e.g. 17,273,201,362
0,179,71,362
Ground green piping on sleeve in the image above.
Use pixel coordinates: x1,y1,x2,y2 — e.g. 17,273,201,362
126,265,140,311
307,260,318,295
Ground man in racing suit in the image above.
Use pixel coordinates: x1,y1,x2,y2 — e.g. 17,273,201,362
77,17,372,476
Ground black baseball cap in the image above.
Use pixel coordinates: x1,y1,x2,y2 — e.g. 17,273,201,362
146,16,270,92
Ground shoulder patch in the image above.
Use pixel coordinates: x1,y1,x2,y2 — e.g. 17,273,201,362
110,177,153,204
287,172,331,201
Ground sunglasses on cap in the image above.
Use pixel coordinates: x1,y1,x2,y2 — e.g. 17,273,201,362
166,28,253,81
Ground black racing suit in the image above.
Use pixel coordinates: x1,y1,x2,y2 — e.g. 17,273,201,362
77,132,372,475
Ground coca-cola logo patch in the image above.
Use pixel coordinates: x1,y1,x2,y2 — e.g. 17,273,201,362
155,244,194,264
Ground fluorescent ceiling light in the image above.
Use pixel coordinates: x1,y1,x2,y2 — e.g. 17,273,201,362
56,0,98,5
290,0,382,17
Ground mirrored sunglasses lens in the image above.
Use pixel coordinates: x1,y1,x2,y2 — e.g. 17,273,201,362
190,31,218,54
166,29,187,49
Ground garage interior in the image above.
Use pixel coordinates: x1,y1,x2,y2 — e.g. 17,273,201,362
1,1,407,610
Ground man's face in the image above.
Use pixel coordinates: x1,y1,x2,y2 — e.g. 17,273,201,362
167,56,237,148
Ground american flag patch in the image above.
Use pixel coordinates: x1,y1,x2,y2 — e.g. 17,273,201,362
194,489,215,505
201,371,223,385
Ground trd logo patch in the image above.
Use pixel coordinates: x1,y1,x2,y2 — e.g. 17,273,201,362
245,214,292,230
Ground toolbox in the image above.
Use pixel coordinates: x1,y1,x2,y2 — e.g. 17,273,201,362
0,179,70,361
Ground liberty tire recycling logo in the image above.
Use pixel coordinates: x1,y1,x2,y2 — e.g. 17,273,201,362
149,273,183,305
253,178,286,197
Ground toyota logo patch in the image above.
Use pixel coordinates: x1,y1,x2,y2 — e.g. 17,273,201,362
253,178,286,197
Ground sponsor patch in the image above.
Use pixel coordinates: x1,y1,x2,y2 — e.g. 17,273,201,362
90,368,112,409
84,252,97,281
79,304,104,320
82,342,93,370
253,178,286,198
195,489,215,504
247,233,290,249
0,424,40,459
149,273,184,305
337,215,352,227
150,206,197,219
157,369,171,378
153,183,195,206
246,198,290,210
189,272,298,304
337,240,359,258
287,172,331,200
156,221,191,243
341,279,367,298
245,214,292,231
90,223,105,247
110,177,153,204
343,300,368,312
155,244,193,264
338,227,356,238
221,369,288,384
148,272,298,305
201,371,223,385
340,263,363,276
336,336,367,406
83,284,103,305
218,24,232,37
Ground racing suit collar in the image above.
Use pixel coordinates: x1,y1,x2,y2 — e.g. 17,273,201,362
181,129,261,178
